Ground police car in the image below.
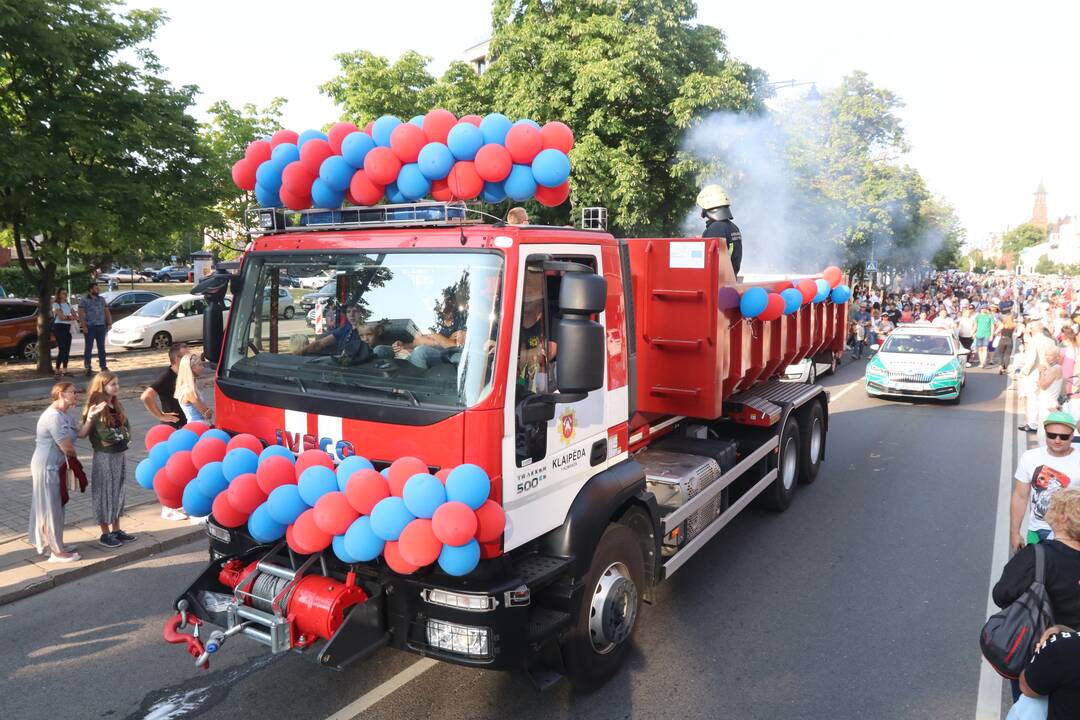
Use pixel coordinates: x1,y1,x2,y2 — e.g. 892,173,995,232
864,324,966,402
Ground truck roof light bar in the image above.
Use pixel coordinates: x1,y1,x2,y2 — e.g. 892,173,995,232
250,201,473,235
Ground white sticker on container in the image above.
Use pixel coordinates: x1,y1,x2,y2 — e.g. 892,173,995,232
670,241,705,269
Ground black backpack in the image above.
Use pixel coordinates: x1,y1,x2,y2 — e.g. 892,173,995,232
980,543,1055,679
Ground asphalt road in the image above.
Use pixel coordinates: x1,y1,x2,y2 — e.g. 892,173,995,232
0,358,1013,720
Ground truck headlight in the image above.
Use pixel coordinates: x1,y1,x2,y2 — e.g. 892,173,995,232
425,619,490,657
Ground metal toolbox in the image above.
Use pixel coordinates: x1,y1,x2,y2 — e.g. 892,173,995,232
636,449,724,550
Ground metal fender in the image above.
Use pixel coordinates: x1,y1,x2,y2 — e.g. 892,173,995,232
539,460,647,578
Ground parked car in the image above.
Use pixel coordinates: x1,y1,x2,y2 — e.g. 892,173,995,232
262,287,297,319
101,290,163,322
298,271,334,289
100,268,144,283
154,266,192,282
140,267,161,280
278,271,302,288
299,280,337,312
781,355,838,385
106,293,230,350
0,299,50,361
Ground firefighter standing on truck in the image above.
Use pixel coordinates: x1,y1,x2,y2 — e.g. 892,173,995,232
697,184,743,275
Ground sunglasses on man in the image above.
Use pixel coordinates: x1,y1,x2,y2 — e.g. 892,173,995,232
1046,431,1074,441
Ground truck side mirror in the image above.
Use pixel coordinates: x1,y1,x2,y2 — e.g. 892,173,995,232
555,272,607,395
558,273,606,315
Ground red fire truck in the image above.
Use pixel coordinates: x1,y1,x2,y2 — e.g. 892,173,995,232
165,202,846,690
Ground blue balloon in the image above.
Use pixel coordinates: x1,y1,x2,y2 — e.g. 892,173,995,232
385,182,407,204
298,465,338,506
254,184,281,208
504,164,537,201
260,445,295,465
447,123,484,161
380,467,390,479
182,482,213,518
531,149,570,188
514,118,541,130
332,534,358,564
780,288,802,315
479,113,513,145
409,114,425,127
135,458,160,489
396,163,431,200
167,429,199,453
319,155,355,193
149,441,171,467
417,142,454,180
311,177,345,208
202,429,231,444
344,515,385,561
266,484,308,525
438,539,480,577
336,455,374,491
297,129,328,148
813,279,831,303
369,496,415,541
445,464,490,510
341,132,376,169
831,284,852,304
222,448,258,483
371,115,401,148
194,461,228,499
739,286,769,318
270,143,299,164
482,181,507,203
248,504,287,543
256,158,287,193
402,473,447,519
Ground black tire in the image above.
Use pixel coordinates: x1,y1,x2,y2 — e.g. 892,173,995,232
283,306,296,319
561,523,645,692
760,417,800,511
151,331,172,350
17,336,38,362
828,353,838,375
798,401,825,485
807,363,817,385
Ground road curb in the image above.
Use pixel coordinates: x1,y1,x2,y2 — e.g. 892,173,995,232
0,365,164,401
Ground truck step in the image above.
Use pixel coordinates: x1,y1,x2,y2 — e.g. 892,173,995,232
528,606,573,644
514,554,572,590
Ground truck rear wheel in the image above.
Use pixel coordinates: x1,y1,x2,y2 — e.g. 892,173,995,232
760,417,799,512
562,523,644,692
798,402,825,485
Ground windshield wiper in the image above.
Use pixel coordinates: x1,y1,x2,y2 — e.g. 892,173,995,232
283,375,306,392
318,376,420,407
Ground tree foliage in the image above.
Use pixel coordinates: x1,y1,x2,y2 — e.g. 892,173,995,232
1001,223,1046,255
0,0,212,372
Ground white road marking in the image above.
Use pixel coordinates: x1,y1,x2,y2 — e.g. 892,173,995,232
974,385,1015,720
323,658,438,720
828,380,861,404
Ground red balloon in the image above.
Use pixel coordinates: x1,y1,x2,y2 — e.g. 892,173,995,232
382,540,419,574
760,293,786,322
363,121,375,136
146,424,175,451
349,170,385,206
280,187,312,211
299,138,333,176
154,468,182,509
281,161,315,196
386,457,430,498
430,178,452,201
432,501,478,546
446,162,483,200
474,144,512,182
292,509,332,553
398,519,442,567
390,123,428,163
245,140,272,165
797,278,817,304
540,121,574,154
345,468,390,515
364,146,402,186
423,109,457,144
231,159,258,191
227,433,263,456
191,437,227,470
327,121,360,154
211,491,248,528
256,455,296,495
270,129,299,148
459,114,483,127
504,124,543,164
434,468,452,483
535,181,570,208
313,491,359,536
295,449,335,482
823,266,843,288
227,473,266,514
186,422,210,436
166,451,197,488
474,500,506,543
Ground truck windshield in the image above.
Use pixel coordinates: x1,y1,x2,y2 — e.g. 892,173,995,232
221,251,503,409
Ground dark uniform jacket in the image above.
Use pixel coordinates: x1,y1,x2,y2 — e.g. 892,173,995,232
703,218,743,275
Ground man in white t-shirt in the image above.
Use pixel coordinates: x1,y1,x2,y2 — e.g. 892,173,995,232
931,308,955,333
1011,412,1080,551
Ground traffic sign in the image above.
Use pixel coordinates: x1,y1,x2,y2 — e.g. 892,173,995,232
865,260,878,273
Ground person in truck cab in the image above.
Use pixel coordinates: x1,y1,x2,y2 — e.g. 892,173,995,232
298,302,372,363
517,271,558,393
390,304,467,368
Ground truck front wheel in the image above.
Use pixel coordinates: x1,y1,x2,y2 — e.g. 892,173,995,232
562,523,645,692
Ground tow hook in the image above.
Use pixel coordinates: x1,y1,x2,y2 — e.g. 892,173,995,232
163,611,208,670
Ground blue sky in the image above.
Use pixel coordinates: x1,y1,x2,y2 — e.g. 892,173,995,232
129,0,1080,245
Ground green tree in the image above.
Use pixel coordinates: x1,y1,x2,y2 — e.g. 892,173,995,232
0,0,213,373
1033,254,1055,276
1001,223,1046,255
